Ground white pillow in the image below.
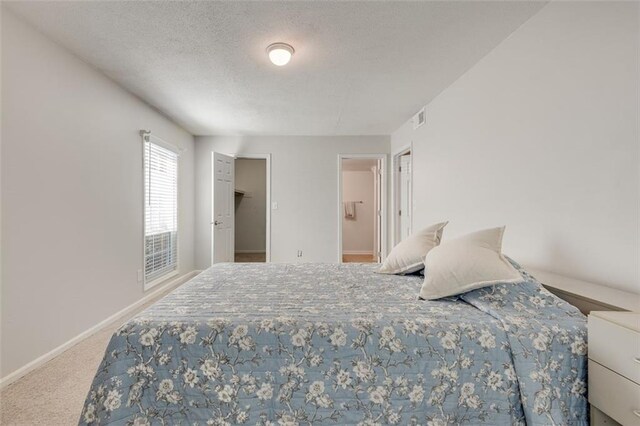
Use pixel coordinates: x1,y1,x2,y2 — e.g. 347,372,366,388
419,226,522,300
378,222,448,275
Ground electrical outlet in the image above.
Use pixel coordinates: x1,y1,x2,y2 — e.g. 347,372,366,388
137,269,143,282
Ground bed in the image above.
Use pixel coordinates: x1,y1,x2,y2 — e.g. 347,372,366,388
80,262,587,425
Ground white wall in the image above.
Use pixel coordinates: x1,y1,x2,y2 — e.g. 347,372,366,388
342,171,375,254
0,9,195,379
195,136,389,268
391,2,639,294
234,159,266,252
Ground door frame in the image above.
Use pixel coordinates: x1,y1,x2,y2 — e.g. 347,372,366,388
232,153,272,262
391,144,412,247
337,153,388,263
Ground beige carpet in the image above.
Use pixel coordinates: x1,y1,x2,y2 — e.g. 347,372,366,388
234,252,266,262
342,253,377,263
0,286,177,425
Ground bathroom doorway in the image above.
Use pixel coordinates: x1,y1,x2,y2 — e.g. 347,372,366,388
338,154,387,263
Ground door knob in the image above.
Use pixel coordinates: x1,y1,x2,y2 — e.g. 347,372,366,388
212,220,221,226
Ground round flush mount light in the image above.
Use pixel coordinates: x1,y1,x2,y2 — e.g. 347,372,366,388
267,42,294,66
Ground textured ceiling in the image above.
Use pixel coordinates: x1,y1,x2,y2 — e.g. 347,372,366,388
6,1,545,136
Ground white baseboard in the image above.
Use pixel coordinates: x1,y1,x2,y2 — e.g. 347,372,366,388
342,251,374,255
0,270,201,389
234,250,266,254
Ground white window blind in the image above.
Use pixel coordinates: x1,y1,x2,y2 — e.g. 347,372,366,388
144,139,178,283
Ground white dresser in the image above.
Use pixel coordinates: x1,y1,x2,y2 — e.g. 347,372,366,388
588,311,640,426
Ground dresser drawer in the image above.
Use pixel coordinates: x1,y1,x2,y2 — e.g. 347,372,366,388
589,360,640,426
589,315,640,384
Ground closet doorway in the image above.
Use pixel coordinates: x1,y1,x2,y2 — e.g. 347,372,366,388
234,154,271,262
338,154,387,263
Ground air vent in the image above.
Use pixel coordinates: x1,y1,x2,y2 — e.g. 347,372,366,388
412,107,426,129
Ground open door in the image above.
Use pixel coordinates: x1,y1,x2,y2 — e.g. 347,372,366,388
399,154,412,241
373,159,383,263
212,152,234,263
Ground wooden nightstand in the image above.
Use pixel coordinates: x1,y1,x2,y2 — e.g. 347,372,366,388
588,311,640,426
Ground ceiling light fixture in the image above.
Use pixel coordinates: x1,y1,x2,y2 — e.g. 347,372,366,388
267,42,294,66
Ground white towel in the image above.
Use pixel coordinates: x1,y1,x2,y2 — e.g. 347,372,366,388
344,201,356,219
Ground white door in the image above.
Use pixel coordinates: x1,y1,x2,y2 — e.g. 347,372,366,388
373,161,383,262
399,154,412,241
212,152,234,263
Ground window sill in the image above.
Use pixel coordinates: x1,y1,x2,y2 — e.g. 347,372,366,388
144,270,179,291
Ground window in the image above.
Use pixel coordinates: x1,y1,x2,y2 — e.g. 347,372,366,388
144,139,178,285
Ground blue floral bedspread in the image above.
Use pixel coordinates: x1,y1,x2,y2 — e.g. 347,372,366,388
80,263,587,425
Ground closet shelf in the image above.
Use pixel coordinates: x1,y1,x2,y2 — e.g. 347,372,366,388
234,189,246,196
